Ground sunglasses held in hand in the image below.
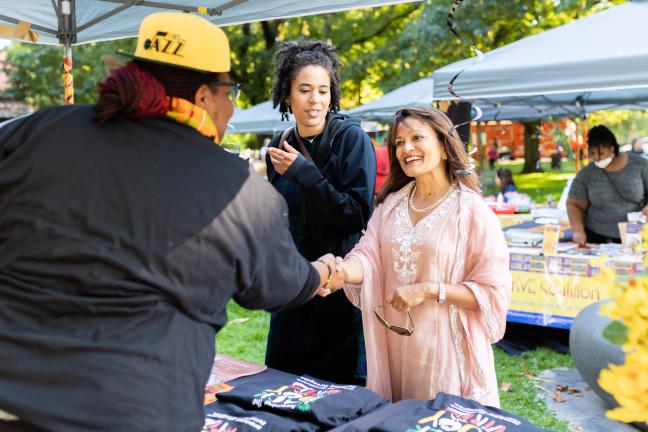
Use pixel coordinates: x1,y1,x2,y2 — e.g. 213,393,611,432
374,304,414,336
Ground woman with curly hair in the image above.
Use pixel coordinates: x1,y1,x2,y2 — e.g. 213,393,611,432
265,40,376,385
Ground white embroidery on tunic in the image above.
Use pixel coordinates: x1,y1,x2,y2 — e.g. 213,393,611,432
449,305,467,385
464,281,499,342
448,191,489,400
390,189,457,284
344,282,363,308
448,192,468,388
391,204,421,284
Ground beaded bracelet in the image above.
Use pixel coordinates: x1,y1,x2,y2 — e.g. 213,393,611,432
317,259,333,288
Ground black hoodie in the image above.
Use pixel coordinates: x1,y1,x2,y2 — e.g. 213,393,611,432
265,113,376,385
266,113,376,260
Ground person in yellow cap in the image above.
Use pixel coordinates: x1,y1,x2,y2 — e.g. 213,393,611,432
0,12,343,432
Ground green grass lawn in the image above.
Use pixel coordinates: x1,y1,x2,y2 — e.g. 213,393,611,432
217,301,572,431
216,302,270,364
482,159,577,204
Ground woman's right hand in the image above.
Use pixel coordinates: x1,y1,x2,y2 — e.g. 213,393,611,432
313,254,346,297
573,230,587,247
267,143,299,175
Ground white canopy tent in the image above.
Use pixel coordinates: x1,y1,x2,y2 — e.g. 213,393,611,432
230,100,372,136
346,75,609,122
0,0,421,102
432,0,648,115
348,76,435,121
229,100,292,135
0,0,421,45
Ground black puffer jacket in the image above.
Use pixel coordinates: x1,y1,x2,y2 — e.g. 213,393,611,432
0,105,319,432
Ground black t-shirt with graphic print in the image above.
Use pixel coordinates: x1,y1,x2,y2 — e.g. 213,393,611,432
204,401,319,432
216,369,388,428
368,393,549,432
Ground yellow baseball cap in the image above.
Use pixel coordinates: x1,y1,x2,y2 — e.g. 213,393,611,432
132,12,230,73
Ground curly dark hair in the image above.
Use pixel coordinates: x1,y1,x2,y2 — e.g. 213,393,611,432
271,39,342,121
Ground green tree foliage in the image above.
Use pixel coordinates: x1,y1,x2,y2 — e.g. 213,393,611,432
1,0,626,111
2,39,135,106
589,109,648,144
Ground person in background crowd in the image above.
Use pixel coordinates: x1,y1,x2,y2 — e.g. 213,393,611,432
568,125,648,246
331,107,511,407
487,138,498,170
374,136,390,193
264,40,376,385
496,168,518,202
0,13,338,432
631,136,644,156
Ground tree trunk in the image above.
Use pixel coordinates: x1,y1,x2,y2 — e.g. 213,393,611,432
522,121,542,173
476,122,484,174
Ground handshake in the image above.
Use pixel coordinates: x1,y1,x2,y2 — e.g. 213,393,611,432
312,253,347,297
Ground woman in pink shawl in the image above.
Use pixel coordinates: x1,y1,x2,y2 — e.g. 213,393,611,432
335,108,511,407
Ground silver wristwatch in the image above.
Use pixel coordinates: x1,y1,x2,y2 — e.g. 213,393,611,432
437,282,447,303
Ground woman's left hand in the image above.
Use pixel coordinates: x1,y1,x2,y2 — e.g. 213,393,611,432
267,142,300,175
386,283,432,312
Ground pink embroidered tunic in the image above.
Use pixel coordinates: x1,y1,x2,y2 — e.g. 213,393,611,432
344,182,512,407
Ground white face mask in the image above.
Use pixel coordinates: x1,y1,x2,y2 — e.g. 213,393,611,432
594,156,613,169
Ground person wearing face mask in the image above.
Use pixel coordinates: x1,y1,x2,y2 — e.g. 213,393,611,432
329,108,512,406
265,40,376,386
567,125,648,246
0,13,341,432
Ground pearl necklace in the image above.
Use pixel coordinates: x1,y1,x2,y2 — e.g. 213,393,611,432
409,183,456,213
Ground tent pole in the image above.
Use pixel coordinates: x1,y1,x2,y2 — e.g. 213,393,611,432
57,0,76,104
63,41,74,105
475,121,483,174
580,117,589,173
575,117,588,174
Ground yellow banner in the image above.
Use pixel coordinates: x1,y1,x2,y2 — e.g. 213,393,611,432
510,271,613,318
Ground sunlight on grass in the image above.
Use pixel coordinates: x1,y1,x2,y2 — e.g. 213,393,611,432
483,159,578,203
215,302,269,364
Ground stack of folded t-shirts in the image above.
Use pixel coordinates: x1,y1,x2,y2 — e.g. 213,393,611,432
203,369,388,432
348,392,550,432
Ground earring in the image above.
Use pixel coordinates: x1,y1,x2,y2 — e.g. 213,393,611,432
286,102,292,113
441,150,448,160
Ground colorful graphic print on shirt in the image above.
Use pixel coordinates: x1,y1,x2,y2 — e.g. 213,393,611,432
253,376,353,412
371,394,544,432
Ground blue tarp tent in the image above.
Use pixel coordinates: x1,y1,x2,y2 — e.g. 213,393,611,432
432,0,648,115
